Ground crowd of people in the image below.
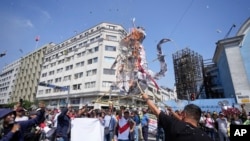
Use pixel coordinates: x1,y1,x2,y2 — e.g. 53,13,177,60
0,96,249,141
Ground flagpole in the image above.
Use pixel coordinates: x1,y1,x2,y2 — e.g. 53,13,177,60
35,41,39,49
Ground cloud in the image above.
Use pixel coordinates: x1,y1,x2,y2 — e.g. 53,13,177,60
4,16,34,28
13,18,34,28
41,10,51,20
25,19,34,28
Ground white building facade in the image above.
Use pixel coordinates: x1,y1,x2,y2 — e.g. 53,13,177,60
0,59,21,105
36,23,129,108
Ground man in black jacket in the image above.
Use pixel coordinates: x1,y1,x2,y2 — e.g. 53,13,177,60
141,93,213,141
55,106,72,141
0,101,45,141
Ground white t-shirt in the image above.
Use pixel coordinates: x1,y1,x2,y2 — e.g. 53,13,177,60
216,118,228,133
15,116,28,122
53,112,61,127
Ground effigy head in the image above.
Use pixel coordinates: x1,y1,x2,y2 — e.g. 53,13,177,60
120,27,146,47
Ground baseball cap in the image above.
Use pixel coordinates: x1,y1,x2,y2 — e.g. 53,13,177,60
0,108,14,119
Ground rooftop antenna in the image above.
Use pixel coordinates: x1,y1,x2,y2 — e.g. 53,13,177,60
224,24,236,39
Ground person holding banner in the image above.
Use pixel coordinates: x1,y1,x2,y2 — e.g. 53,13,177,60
141,93,213,141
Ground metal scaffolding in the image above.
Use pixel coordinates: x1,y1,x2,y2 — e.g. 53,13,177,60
172,48,203,100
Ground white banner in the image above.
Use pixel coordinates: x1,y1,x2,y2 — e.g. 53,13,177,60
71,118,104,141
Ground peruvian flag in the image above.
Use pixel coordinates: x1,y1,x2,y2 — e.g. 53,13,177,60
35,36,40,42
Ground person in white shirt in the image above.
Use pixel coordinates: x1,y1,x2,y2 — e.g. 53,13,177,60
216,112,229,141
15,107,28,122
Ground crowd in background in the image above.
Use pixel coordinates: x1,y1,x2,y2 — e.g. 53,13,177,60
1,101,250,141
155,104,250,141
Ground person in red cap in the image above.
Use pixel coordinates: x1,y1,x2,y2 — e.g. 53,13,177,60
15,107,28,122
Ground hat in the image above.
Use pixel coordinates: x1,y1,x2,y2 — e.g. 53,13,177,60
0,108,14,119
219,112,225,116
16,107,24,112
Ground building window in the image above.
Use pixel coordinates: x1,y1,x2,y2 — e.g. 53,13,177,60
58,59,64,64
49,71,55,75
42,73,47,77
47,79,53,84
71,98,80,104
45,89,51,94
87,57,98,64
86,69,97,76
50,62,56,67
104,56,115,63
106,35,117,41
105,45,116,51
74,72,83,79
65,65,73,71
73,84,82,90
93,57,98,63
76,61,84,67
85,81,96,88
103,68,115,75
38,90,43,94
55,77,62,83
94,46,99,52
63,75,71,81
106,25,116,30
102,81,113,87
57,68,63,73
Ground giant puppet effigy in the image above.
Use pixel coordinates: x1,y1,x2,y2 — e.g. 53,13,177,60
111,22,171,96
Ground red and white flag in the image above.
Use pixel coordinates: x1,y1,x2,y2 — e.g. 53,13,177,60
35,36,40,42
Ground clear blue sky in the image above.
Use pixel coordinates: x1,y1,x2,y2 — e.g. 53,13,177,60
0,0,249,88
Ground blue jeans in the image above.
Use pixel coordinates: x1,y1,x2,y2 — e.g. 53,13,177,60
134,125,139,141
218,130,229,141
104,131,114,141
56,137,69,141
156,128,165,141
142,126,149,141
206,128,215,141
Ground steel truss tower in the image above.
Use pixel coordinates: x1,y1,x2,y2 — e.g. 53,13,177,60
172,48,203,100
